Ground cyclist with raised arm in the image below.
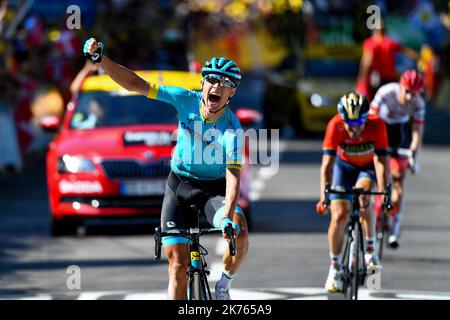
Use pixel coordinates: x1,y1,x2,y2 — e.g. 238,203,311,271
83,38,249,300
370,69,426,248
316,92,392,293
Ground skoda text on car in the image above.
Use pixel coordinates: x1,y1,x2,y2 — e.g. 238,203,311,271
42,71,258,235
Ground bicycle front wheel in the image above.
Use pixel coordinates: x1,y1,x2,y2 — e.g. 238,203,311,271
189,272,202,300
349,223,361,300
377,211,387,260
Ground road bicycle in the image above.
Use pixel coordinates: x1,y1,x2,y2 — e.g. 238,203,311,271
324,184,391,300
154,205,235,300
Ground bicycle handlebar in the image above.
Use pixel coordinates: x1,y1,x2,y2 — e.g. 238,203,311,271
224,224,236,256
154,226,236,260
323,183,392,211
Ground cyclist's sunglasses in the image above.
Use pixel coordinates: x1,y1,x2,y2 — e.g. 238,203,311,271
203,74,236,88
345,118,366,127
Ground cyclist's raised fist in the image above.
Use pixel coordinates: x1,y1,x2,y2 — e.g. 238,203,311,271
83,37,104,63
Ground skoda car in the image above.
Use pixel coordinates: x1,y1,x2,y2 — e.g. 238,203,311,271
41,71,258,236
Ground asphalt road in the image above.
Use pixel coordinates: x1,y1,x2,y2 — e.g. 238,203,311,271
1,105,450,300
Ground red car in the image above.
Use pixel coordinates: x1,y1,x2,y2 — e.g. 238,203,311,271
41,71,260,236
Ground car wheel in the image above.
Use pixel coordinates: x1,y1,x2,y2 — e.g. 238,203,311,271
50,217,77,237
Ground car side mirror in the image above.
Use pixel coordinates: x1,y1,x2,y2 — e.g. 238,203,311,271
40,115,61,132
236,108,263,126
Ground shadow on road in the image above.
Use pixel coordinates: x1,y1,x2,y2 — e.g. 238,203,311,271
252,199,329,233
280,150,323,164
2,258,165,272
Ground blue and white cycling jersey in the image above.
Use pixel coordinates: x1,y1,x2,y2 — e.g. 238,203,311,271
150,85,243,180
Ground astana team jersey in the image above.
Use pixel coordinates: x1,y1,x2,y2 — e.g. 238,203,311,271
152,85,243,180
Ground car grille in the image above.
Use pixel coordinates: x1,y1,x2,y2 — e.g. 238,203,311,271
61,196,164,208
101,159,171,179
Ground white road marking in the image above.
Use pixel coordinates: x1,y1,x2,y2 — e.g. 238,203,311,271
271,287,326,295
77,291,124,300
124,292,167,300
395,293,450,300
228,289,285,300
3,288,450,300
18,294,53,300
287,296,328,300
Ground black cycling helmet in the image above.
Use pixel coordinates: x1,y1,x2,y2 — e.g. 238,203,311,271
337,91,370,123
201,57,241,87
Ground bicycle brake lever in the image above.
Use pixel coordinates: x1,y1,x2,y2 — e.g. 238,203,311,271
154,226,162,260
224,224,236,257
324,183,331,208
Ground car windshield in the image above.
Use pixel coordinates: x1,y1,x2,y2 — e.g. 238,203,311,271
70,91,179,129
303,59,359,78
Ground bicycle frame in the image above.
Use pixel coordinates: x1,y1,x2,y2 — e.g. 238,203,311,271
341,190,366,300
154,205,236,300
324,184,391,300
186,227,214,300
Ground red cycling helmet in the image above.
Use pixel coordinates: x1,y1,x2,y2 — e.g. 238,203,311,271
400,69,424,93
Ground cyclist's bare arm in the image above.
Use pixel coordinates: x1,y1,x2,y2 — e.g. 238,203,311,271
320,154,335,202
373,155,389,191
410,124,424,153
100,56,150,96
85,39,150,96
70,61,96,97
224,168,240,220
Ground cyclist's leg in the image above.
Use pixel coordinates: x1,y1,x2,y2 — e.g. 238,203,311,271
356,167,382,267
388,123,411,243
326,159,355,292
161,171,190,300
205,197,248,299
328,158,355,267
205,196,249,275
329,200,350,265
390,158,407,241
355,172,376,251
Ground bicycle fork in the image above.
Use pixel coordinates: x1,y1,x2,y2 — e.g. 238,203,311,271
187,239,212,300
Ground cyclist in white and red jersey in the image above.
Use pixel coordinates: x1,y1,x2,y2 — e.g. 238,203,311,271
369,69,426,248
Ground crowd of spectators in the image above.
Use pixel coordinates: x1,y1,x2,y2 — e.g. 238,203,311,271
0,0,188,168
1,0,449,172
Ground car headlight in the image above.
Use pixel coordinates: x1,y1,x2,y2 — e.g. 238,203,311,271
310,93,337,108
58,155,95,173
310,93,324,108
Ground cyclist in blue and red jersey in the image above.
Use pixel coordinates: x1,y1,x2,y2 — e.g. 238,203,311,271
83,38,248,300
316,92,392,293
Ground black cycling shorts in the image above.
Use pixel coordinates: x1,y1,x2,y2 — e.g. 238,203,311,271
386,123,411,150
161,171,244,247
